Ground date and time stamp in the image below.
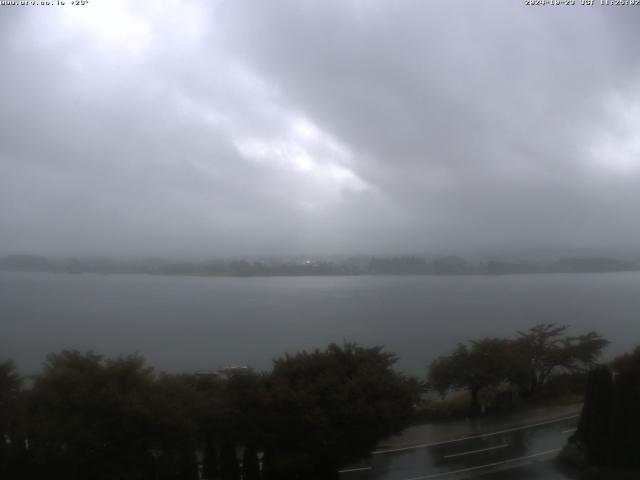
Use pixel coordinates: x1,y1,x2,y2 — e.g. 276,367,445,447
1,0,638,8
2,0,639,7
525,0,640,5
0,1,88,6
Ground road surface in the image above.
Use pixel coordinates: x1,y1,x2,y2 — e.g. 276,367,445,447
339,415,579,480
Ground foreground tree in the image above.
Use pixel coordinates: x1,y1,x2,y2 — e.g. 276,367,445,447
429,338,512,411
573,365,614,466
201,433,219,480
149,374,202,480
0,360,23,478
25,352,156,479
429,324,608,410
261,343,421,479
4,344,421,479
608,347,640,467
25,351,202,480
511,324,608,398
219,436,240,480
242,444,260,480
571,347,640,470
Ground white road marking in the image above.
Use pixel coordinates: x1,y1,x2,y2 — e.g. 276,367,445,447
442,443,509,459
339,466,373,473
372,414,579,455
562,428,576,434
404,448,562,480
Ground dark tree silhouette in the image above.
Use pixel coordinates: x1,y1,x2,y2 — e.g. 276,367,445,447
571,347,640,469
1,343,423,479
261,343,421,479
25,351,202,480
0,360,23,478
609,347,640,467
428,338,512,411
573,365,614,466
201,432,219,480
511,324,608,398
430,324,609,410
242,444,261,480
219,437,240,480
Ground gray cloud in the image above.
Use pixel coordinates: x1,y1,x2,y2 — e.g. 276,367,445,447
1,0,640,257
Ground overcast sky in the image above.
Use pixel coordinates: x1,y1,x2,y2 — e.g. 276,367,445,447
1,0,640,258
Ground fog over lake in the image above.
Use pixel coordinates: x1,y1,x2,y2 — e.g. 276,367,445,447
2,271,639,376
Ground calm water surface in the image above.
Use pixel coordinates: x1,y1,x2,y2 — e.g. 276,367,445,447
1,271,639,375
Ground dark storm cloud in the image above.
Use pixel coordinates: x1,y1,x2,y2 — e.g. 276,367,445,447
1,0,640,257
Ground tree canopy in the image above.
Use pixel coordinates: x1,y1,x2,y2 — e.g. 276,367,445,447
511,324,608,398
1,343,420,480
24,351,200,480
428,338,512,410
0,360,22,479
572,346,640,469
261,343,421,479
428,324,608,410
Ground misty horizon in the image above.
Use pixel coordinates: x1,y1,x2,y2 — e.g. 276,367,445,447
4,245,640,263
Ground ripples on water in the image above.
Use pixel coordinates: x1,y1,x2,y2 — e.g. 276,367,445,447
1,271,639,375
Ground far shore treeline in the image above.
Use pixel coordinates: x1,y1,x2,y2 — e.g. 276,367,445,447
1,324,637,479
2,254,640,277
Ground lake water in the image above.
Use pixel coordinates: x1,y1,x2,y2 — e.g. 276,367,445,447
1,271,640,376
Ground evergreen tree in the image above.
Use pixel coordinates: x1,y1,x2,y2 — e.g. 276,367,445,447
572,347,640,469
574,365,613,466
610,347,640,467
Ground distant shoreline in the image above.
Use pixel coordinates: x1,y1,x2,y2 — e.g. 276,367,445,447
3,266,640,279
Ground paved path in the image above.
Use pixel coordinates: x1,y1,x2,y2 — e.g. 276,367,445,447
339,413,580,480
377,404,582,451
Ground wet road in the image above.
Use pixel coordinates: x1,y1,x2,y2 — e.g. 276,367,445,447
339,415,579,480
